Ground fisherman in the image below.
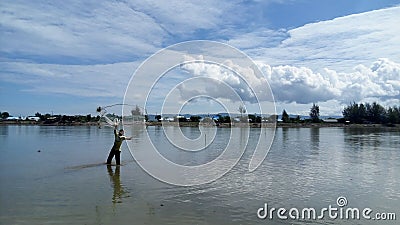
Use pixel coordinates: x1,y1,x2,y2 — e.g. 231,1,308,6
106,125,132,165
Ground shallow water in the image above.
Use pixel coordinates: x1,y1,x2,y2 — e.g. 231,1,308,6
0,125,399,224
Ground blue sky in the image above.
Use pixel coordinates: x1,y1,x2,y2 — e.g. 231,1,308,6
1,0,400,116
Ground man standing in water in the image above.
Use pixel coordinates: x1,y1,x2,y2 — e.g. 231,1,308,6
106,125,132,165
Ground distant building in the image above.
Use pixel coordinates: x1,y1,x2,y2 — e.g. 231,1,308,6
160,117,174,122
6,116,20,120
27,116,40,121
323,118,338,123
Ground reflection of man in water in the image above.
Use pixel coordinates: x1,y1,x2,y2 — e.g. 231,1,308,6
106,125,132,165
107,165,128,204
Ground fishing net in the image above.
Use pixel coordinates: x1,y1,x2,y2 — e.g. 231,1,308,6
96,104,146,128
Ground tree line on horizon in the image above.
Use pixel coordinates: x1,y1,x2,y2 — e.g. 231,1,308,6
281,102,400,124
2,101,399,124
281,103,320,123
0,111,100,124
342,102,400,124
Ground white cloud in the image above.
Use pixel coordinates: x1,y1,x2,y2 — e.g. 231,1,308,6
0,62,138,97
0,0,232,63
247,6,400,72
2,57,397,115
1,1,164,62
127,0,225,35
1,1,399,116
178,57,400,107
227,29,288,49
180,55,272,104
341,58,400,101
263,58,400,104
269,59,400,103
259,64,340,104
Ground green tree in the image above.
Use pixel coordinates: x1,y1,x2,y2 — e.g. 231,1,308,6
248,114,256,123
282,110,290,123
1,111,10,119
343,102,361,123
238,105,246,117
387,107,396,124
190,116,201,122
343,102,391,124
131,105,142,115
86,114,91,122
178,117,187,122
367,102,386,123
35,112,41,117
309,103,320,123
247,114,262,123
358,103,367,122
387,106,400,124
221,116,231,123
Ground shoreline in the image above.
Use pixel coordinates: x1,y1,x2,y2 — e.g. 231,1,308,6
146,121,400,129
1,120,399,129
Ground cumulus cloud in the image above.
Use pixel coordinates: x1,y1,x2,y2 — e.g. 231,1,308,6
180,55,272,104
2,57,397,113
339,59,400,102
266,58,400,104
259,64,340,104
1,1,399,116
178,56,400,106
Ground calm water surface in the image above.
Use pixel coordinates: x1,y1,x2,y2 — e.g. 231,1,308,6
0,125,399,225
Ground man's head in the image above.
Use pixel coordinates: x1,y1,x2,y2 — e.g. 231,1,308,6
118,129,124,136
